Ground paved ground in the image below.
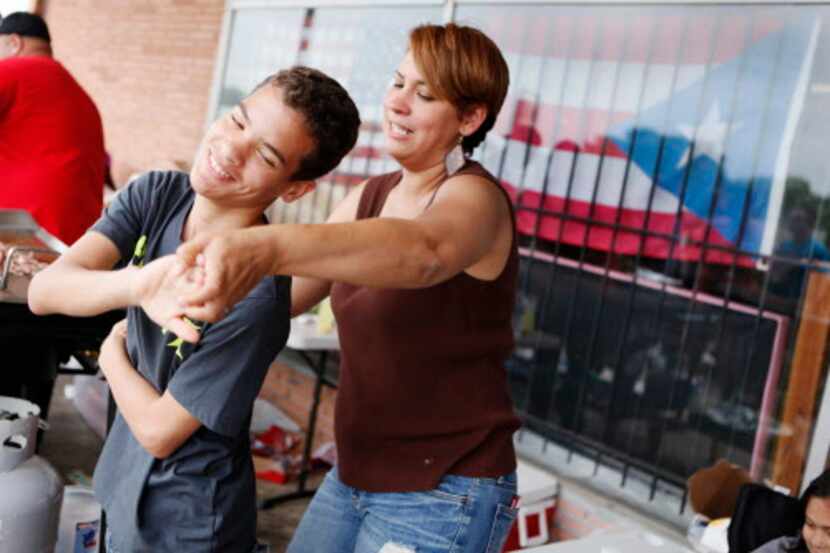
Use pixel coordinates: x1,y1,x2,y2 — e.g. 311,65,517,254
38,374,317,552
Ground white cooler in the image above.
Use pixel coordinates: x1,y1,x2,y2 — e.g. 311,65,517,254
503,460,560,551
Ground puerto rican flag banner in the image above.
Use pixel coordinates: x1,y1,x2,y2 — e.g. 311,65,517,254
467,7,819,263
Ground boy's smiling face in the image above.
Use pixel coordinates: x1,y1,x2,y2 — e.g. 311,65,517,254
190,85,315,209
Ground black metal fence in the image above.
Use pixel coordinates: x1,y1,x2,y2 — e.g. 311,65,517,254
458,2,830,514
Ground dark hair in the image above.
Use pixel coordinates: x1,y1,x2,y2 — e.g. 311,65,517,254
409,23,509,155
254,66,360,181
788,470,830,551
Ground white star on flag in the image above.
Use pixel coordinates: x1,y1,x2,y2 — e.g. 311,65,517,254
675,103,733,170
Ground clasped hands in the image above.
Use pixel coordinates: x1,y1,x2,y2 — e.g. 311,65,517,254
130,230,270,344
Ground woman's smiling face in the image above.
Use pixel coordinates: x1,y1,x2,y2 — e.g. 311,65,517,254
382,51,467,171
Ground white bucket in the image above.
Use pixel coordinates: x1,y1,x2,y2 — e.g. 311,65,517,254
0,396,44,473
54,486,102,553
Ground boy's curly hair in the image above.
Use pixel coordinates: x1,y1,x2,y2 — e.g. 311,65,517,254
255,66,361,181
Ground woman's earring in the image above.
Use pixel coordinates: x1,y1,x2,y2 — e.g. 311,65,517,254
445,137,466,177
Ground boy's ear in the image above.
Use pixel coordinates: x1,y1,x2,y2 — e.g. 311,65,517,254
281,180,315,203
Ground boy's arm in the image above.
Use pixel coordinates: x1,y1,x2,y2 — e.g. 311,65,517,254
28,232,133,316
291,277,330,317
100,287,285,459
289,181,364,317
99,320,201,459
29,232,201,342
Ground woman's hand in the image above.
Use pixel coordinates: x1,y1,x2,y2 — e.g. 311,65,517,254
129,255,203,343
98,319,129,379
176,228,275,322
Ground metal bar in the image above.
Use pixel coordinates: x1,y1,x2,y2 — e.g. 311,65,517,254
260,350,328,509
205,6,236,126
571,13,637,476
500,6,580,454
509,11,564,445
511,204,780,261
546,11,607,462
522,247,794,322
520,410,689,491
748,270,790,479
607,9,698,478
574,12,657,455
672,13,758,479
712,11,790,468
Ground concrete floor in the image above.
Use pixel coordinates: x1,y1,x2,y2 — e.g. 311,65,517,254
38,374,316,552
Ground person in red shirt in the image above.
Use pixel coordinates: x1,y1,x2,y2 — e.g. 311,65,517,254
0,12,105,245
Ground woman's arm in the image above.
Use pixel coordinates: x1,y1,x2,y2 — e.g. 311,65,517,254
98,320,201,459
180,175,511,322
272,174,511,286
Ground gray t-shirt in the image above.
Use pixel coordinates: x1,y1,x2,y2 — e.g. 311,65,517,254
91,171,290,552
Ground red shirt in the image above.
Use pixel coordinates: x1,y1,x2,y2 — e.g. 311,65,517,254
0,56,104,245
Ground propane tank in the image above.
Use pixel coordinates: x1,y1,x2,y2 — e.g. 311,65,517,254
0,396,63,553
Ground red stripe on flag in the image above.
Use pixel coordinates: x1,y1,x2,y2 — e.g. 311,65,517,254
598,17,628,61
572,15,600,60
500,99,633,152
710,14,750,65
547,16,575,58
490,9,785,63
625,15,656,62
321,172,367,187
350,145,384,161
683,14,718,64
650,15,686,64
753,15,786,41
512,186,752,265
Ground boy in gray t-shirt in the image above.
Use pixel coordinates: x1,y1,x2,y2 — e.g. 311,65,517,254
29,67,360,552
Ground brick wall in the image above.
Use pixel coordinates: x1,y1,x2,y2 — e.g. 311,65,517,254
550,495,617,541
39,0,226,182
258,360,337,452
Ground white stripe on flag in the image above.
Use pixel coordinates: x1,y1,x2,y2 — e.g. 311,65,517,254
494,138,680,214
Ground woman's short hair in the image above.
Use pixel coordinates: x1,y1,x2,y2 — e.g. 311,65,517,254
408,23,509,155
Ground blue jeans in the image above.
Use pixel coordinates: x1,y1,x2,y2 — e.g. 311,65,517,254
287,467,518,553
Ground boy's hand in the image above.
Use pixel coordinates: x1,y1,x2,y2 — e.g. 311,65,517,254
130,255,203,343
99,319,129,378
176,228,272,322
